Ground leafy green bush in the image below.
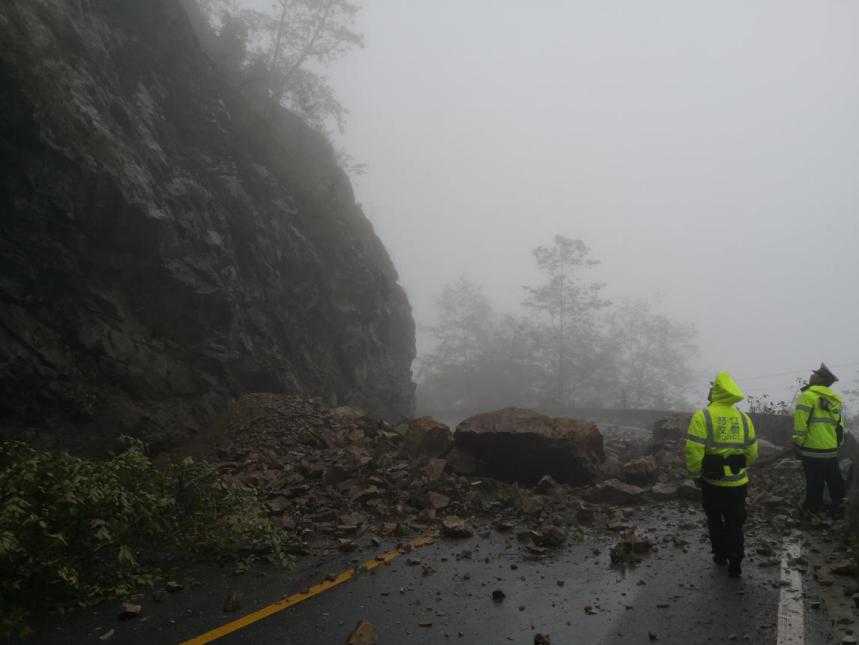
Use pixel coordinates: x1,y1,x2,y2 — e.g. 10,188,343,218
0,438,300,639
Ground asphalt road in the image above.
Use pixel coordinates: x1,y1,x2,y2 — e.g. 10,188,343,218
25,503,845,645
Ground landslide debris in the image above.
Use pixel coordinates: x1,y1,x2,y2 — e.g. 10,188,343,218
190,396,760,556
188,395,632,552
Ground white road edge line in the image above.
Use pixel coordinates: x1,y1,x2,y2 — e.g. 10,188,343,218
777,535,804,645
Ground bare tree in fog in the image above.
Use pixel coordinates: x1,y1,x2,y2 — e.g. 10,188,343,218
607,299,697,409
418,275,493,410
417,239,700,414
523,236,610,406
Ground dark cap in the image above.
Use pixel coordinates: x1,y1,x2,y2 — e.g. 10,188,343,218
813,362,839,383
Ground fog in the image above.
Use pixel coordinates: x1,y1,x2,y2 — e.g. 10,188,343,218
248,0,859,406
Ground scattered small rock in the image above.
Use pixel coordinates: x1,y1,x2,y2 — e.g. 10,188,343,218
118,603,141,619
346,619,377,645
223,590,243,613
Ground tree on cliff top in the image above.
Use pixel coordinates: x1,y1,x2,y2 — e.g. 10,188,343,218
193,0,363,132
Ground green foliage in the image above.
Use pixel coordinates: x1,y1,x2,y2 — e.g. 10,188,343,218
352,564,369,579
609,543,643,566
746,378,805,415
0,438,300,638
746,394,793,415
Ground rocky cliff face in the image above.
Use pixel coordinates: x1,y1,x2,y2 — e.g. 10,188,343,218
0,0,415,453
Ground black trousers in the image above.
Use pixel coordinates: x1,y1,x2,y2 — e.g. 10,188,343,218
801,456,845,511
701,481,747,560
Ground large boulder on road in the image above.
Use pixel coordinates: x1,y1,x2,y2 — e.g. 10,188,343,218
454,408,605,486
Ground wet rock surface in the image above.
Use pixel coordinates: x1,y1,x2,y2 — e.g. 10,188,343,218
0,0,415,455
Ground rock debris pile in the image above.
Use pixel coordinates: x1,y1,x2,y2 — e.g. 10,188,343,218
187,395,715,555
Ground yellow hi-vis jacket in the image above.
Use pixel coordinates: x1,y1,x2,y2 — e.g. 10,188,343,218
793,385,844,459
686,372,758,487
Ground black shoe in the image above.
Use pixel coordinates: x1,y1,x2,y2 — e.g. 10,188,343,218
828,504,845,520
712,554,728,566
727,558,742,577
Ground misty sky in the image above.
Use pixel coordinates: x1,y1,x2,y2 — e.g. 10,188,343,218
249,0,859,406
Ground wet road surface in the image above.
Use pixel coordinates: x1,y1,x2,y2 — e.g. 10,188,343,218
26,503,842,644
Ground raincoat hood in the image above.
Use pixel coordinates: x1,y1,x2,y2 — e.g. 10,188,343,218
709,371,744,406
808,385,842,407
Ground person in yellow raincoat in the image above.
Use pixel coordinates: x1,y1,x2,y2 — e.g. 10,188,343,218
686,372,758,577
793,363,845,518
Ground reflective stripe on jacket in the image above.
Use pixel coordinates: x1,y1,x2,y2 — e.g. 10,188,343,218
793,385,843,459
686,372,759,487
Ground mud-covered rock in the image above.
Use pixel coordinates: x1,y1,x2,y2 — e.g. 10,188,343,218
455,408,605,486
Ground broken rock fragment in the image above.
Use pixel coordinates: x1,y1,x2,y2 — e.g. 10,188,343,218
405,417,454,462
223,590,243,612
620,456,659,485
585,479,646,505
323,466,350,487
520,496,544,515
531,522,566,547
442,516,473,538
675,480,701,501
618,531,652,553
444,445,476,475
576,505,597,524
346,619,378,645
649,482,678,501
533,474,561,494
423,458,447,481
427,491,450,509
265,496,290,515
119,602,142,619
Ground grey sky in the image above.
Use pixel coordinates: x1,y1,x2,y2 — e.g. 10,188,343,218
251,0,859,405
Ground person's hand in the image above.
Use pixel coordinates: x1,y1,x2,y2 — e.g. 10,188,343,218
793,445,802,460
693,478,702,489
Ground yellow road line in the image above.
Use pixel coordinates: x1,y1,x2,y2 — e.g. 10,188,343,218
180,535,435,645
